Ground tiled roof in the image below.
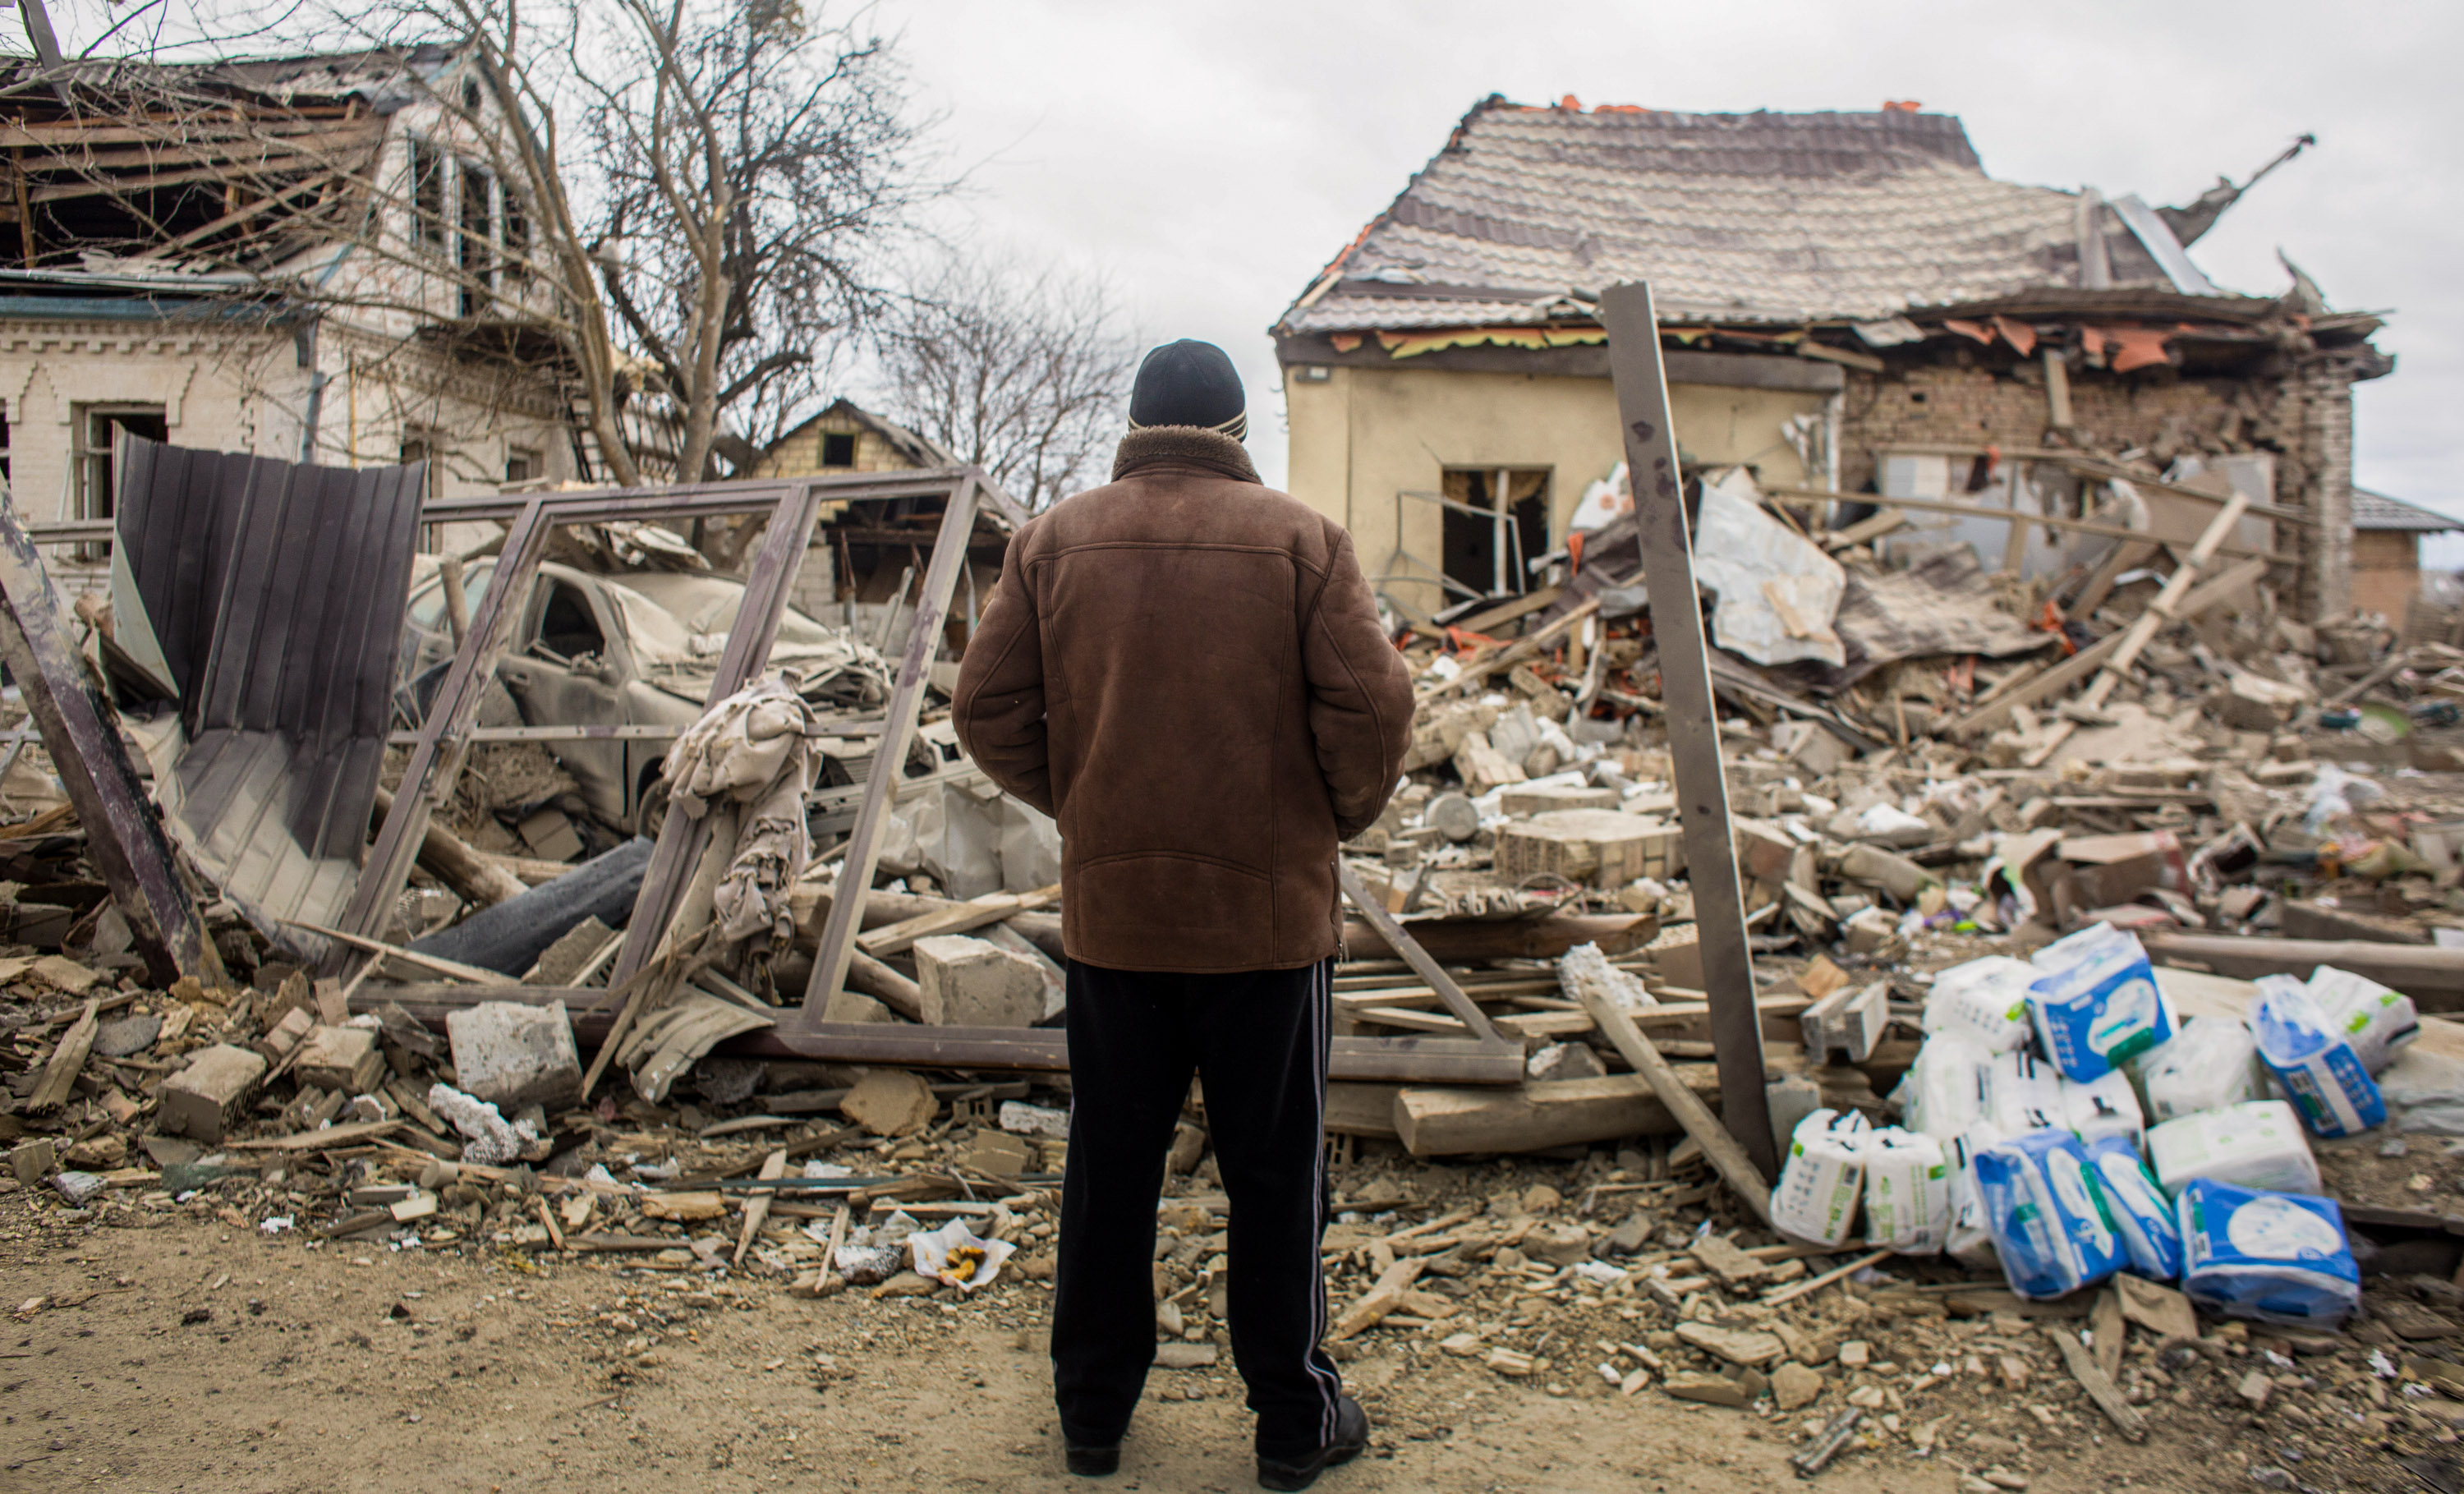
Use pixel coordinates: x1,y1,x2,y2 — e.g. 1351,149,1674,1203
2353,489,2457,532
1280,101,2190,334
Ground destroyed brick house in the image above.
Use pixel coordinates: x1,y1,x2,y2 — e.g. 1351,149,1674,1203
1276,98,2399,628
0,46,594,590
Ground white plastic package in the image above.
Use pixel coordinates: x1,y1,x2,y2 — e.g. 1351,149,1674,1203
1860,1127,1952,1255
2305,965,2420,1076
1942,1130,2003,1271
1922,956,2039,1052
2145,1100,2323,1197
2061,1069,2145,1147
2138,1017,2269,1124
1973,1128,2126,1302
2250,976,2386,1138
1893,1033,1992,1140
2083,1133,2185,1280
2026,922,2175,1082
2177,1179,2361,1326
1771,1108,1870,1247
1984,1049,2066,1137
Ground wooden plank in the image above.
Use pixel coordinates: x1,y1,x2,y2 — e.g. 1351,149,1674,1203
1578,977,1774,1226
223,1119,405,1152
1415,595,1602,702
2078,491,2250,713
1602,281,1775,1179
2142,933,2464,1001
338,494,552,962
612,480,828,980
1450,585,1563,638
1337,862,1514,1051
1394,1070,1718,1156
2044,1325,2149,1441
733,1148,788,1267
854,884,1060,958
1766,485,2283,561
28,997,98,1111
0,490,221,986
796,476,989,1016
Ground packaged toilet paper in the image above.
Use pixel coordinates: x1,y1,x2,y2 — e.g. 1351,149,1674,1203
2062,1069,2145,1147
1772,1108,1871,1247
2145,1100,2323,1197
2176,1179,2361,1326
1860,1127,1952,1255
2139,1017,2269,1124
1973,1128,2126,1301
1892,1033,1992,1140
1986,1049,2067,1136
2026,922,2174,1082
1942,1131,2002,1271
1923,956,2039,1052
2306,965,2420,1076
2250,976,2386,1138
2083,1133,2185,1280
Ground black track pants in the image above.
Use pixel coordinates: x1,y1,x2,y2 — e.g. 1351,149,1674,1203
1050,957,1343,1460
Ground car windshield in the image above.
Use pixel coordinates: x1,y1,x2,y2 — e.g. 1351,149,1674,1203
406,558,500,634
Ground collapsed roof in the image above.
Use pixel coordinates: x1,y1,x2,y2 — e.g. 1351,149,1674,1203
1278,99,2299,336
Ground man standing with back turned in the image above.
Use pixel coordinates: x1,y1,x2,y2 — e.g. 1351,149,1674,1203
954,340,1413,1490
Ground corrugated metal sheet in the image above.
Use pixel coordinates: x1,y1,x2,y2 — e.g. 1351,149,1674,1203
116,435,425,958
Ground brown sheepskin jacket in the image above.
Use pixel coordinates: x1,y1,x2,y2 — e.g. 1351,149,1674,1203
952,425,1414,972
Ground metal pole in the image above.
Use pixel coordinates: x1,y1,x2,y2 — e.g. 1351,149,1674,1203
1597,281,1777,1179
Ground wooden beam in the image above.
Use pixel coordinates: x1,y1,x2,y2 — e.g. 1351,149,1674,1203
1767,485,2283,562
1415,595,1602,702
1393,1070,1717,1156
854,884,1060,958
0,489,221,986
1578,977,1774,1225
610,480,828,980
794,475,988,1015
1602,280,1776,1179
1337,861,1515,1052
2078,492,2250,713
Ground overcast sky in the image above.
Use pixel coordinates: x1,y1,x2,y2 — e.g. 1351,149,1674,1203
886,0,2458,540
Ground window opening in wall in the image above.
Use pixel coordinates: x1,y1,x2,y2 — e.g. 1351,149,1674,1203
457,160,494,316
409,140,446,252
72,403,167,561
0,399,12,485
505,447,539,485
1441,467,1550,600
821,431,857,468
500,186,531,286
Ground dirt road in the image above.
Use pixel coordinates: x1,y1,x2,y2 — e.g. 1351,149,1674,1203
0,1199,2241,1493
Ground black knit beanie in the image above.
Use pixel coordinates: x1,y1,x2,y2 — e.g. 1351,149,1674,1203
1128,339,1247,441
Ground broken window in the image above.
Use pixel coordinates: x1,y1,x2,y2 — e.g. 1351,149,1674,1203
821,431,857,468
408,140,447,253
500,184,531,285
0,400,12,485
505,447,539,485
1441,467,1551,600
72,403,168,559
536,580,605,662
457,160,494,315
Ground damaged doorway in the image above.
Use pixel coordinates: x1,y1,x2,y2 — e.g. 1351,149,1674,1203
1441,467,1550,600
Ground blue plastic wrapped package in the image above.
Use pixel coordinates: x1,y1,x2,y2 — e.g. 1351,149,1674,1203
2025,922,2174,1082
2083,1133,2185,1280
1973,1129,2126,1301
2139,1017,2269,1124
1922,957,2039,1052
2250,975,2386,1138
2176,1179,2361,1326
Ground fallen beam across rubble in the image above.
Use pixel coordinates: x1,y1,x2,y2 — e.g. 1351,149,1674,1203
356,985,1529,1084
2145,933,2464,1004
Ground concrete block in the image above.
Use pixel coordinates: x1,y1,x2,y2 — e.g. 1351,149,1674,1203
822,987,897,1024
913,935,1044,1027
160,1044,267,1142
292,1024,384,1096
11,1137,57,1185
445,1001,582,1110
1498,783,1620,817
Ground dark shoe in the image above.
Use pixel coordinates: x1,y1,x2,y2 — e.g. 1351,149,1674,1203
1256,1395,1369,1492
1065,1440,1120,1478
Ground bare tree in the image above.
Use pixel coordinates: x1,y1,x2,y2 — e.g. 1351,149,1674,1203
872,255,1138,512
